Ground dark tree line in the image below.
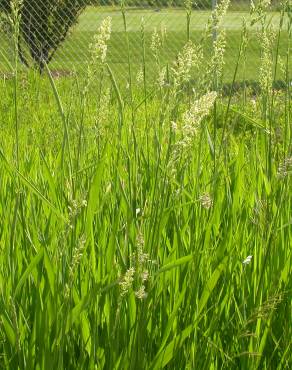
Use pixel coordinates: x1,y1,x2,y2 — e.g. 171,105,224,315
0,0,86,72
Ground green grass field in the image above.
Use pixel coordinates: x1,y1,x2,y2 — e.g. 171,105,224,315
0,3,291,369
1,6,290,82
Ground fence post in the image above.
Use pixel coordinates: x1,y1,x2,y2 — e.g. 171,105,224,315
212,0,217,42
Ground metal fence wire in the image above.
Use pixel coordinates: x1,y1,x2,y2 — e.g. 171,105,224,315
0,0,290,82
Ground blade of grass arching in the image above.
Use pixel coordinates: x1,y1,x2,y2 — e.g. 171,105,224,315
154,254,194,276
223,105,267,131
106,63,124,113
276,342,292,370
154,284,187,356
197,256,227,317
44,249,56,298
134,89,156,112
253,320,270,370
218,24,246,160
0,150,66,221
140,17,150,167
43,62,73,184
85,145,107,279
40,151,60,208
205,125,215,159
9,192,20,287
1,315,16,348
14,248,44,298
150,324,193,370
65,279,119,334
120,3,135,125
284,23,291,154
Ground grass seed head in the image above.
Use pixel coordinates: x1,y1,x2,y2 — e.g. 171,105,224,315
206,30,226,86
88,16,112,72
136,67,144,85
172,41,200,87
211,0,231,31
242,255,253,265
157,67,167,88
169,91,217,170
259,28,275,94
199,193,213,209
135,285,148,300
119,267,135,296
277,156,292,178
150,27,162,56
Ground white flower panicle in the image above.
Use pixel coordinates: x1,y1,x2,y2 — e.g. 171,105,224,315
182,91,218,135
160,22,167,43
141,270,149,282
119,232,153,300
68,198,87,221
136,67,144,84
69,235,86,279
259,28,275,93
199,193,213,209
119,267,135,296
89,17,112,64
169,92,217,170
211,0,231,31
136,233,149,265
277,156,292,178
157,67,167,87
172,41,201,86
243,255,253,265
207,30,226,85
135,285,148,300
250,0,271,25
150,27,162,54
184,0,192,11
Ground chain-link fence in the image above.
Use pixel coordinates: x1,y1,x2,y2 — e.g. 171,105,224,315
0,1,290,82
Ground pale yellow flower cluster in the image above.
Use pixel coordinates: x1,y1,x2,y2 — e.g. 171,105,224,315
136,67,144,85
157,67,167,88
259,28,275,94
199,193,213,209
182,91,218,136
210,0,231,32
172,41,202,87
150,27,162,54
119,267,135,297
170,91,217,167
89,17,112,65
277,156,292,178
119,232,151,300
69,235,87,279
95,87,111,135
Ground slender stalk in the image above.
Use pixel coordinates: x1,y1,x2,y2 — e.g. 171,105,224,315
10,0,21,169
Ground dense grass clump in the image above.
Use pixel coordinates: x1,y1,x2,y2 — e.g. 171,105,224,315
0,1,291,369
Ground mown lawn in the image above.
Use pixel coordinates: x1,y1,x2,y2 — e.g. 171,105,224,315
1,6,290,82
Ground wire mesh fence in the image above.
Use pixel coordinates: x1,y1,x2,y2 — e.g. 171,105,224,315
0,0,290,83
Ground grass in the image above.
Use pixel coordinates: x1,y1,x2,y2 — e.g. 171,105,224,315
1,6,290,82
0,3,291,369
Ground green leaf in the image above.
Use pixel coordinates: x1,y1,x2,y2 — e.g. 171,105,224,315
86,149,107,278
1,316,16,347
44,250,55,297
151,325,193,369
197,256,227,316
155,254,193,275
0,150,66,222
14,248,44,297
